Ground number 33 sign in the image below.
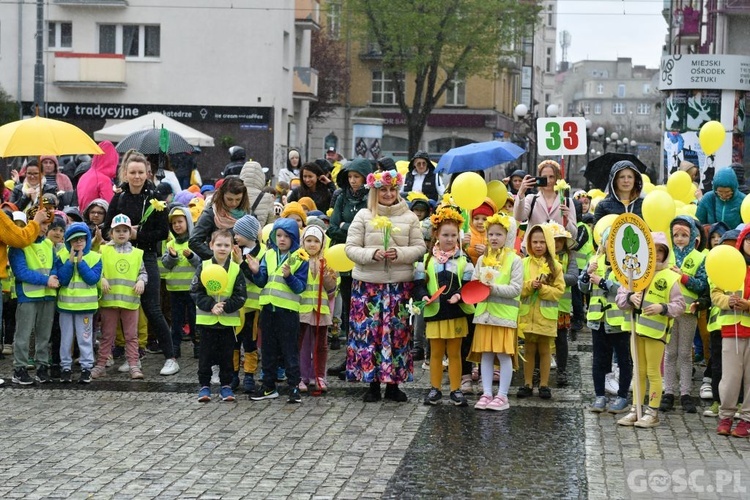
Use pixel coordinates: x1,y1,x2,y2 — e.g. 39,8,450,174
536,117,588,156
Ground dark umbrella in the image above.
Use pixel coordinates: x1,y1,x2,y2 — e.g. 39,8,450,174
115,128,193,155
584,153,648,191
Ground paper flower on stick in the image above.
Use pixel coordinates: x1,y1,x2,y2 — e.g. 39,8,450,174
140,199,167,225
479,267,499,286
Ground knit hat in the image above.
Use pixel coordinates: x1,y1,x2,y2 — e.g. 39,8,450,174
234,214,261,242
281,202,307,224
302,225,325,244
471,202,495,218
305,216,327,231
39,155,59,171
49,215,67,232
307,210,329,223
200,184,215,194
63,206,83,222
298,197,317,212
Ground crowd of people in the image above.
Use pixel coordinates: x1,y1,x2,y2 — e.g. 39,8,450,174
0,143,748,437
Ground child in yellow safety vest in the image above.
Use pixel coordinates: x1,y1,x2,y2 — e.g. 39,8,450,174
579,226,632,414
233,214,264,395
298,225,337,393
91,214,147,380
546,221,579,387
660,215,708,414
56,223,102,384
467,213,522,411
247,218,308,404
615,232,685,428
192,229,246,403
414,205,475,407
517,223,565,400
161,206,201,360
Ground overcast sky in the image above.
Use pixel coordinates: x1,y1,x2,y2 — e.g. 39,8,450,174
557,0,667,68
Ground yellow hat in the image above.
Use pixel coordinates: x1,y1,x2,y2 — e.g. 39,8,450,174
281,202,307,225
297,197,317,212
4,180,14,190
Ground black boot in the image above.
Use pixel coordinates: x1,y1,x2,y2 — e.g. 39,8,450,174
659,393,675,412
681,394,697,413
329,336,341,351
384,383,408,402
363,381,382,402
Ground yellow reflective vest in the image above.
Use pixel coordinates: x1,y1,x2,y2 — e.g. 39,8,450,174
422,254,475,318
196,260,242,327
244,246,266,311
622,267,680,342
473,250,519,324
165,240,197,292
57,251,101,312
259,250,304,312
586,255,625,328
20,238,57,299
671,248,705,314
99,246,144,310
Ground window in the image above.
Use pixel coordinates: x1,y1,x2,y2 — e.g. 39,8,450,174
371,71,402,105
594,103,602,115
283,31,290,69
596,83,604,95
617,84,626,98
612,102,625,114
48,21,72,49
327,1,341,40
99,24,160,58
547,4,554,26
637,103,651,115
446,73,465,106
583,102,591,114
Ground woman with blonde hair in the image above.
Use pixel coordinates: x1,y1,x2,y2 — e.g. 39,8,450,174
513,160,577,240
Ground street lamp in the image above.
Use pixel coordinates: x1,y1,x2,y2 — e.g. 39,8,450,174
513,103,536,174
546,104,559,117
630,139,638,156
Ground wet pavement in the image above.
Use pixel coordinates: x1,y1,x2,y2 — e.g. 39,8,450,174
0,331,749,499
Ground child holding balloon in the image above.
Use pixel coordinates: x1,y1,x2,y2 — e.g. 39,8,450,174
516,223,565,399
414,205,474,406
468,213,522,411
710,225,750,437
191,229,247,403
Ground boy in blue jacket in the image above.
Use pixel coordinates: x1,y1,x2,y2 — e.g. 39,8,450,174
247,218,308,403
9,217,61,385
57,223,102,383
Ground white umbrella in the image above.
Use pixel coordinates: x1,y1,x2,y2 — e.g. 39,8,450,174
93,112,214,147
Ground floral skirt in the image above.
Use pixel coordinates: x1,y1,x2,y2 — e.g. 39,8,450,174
346,280,414,384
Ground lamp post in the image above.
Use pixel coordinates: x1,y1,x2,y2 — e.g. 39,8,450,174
514,103,537,174
610,132,619,153
630,139,638,156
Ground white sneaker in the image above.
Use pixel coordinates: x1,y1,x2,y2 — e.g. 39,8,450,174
118,360,141,373
105,355,115,368
211,365,220,385
2,344,11,355
550,356,557,370
421,362,430,370
604,372,620,395
160,358,180,376
700,379,713,400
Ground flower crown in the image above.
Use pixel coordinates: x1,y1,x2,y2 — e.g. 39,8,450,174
366,169,404,189
406,191,429,203
543,221,572,239
430,205,464,228
484,213,511,231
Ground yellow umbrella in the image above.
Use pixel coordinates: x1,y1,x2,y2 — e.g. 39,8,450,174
0,116,103,157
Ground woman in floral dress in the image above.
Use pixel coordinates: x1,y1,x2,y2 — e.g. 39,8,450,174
345,169,426,402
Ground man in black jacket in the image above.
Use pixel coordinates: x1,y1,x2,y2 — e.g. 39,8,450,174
401,151,444,202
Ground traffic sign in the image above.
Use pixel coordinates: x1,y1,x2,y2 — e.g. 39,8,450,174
536,117,588,156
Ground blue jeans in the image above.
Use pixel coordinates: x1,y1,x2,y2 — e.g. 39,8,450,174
259,305,300,390
592,325,633,399
170,291,196,354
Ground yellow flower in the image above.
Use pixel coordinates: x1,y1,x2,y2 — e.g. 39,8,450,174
371,216,391,230
482,254,498,268
150,199,167,211
479,268,499,286
554,179,570,193
539,261,551,277
296,248,310,262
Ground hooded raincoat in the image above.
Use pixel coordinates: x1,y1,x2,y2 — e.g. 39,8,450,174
76,141,118,211
593,160,644,224
669,215,708,299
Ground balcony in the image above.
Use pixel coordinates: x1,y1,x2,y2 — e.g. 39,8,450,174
53,52,127,89
295,0,320,30
293,67,318,101
54,0,127,6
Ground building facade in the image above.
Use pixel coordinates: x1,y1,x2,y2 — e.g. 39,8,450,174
309,0,557,173
0,0,319,180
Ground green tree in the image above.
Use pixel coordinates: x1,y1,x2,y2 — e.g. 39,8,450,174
347,0,540,156
0,86,18,126
309,28,350,124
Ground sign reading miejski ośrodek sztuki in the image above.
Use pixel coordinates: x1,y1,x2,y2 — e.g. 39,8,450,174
22,102,271,125
658,54,750,91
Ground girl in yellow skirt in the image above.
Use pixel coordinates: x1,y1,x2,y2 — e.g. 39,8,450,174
469,213,523,411
517,223,566,399
413,205,475,406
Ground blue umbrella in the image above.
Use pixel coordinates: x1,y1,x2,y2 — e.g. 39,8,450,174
436,140,525,174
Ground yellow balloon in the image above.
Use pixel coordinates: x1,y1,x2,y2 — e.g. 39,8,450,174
699,120,726,155
590,196,604,212
593,214,618,246
676,204,697,218
486,180,508,209
588,189,605,199
667,170,693,200
642,190,676,233
653,185,668,192
706,245,747,291
261,223,273,243
642,174,651,184
742,195,750,224
673,200,685,209
451,172,488,211
324,244,354,272
201,263,228,295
